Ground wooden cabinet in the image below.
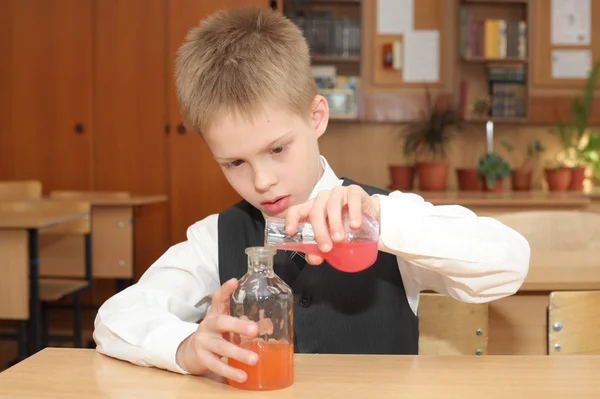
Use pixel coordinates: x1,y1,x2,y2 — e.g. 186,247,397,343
0,0,278,280
0,0,93,192
93,0,170,278
166,0,272,243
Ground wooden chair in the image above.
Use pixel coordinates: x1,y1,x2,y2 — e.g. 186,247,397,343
418,293,489,355
0,180,42,200
0,181,93,352
494,210,600,290
548,291,600,355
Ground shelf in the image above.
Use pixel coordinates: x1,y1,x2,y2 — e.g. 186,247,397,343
463,117,529,124
311,55,361,63
462,56,528,65
460,0,528,4
293,0,360,4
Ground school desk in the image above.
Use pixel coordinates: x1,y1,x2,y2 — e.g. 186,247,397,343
44,193,167,291
0,348,598,398
415,191,600,356
0,204,90,358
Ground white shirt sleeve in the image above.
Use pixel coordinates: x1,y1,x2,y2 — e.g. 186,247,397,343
375,191,530,306
93,214,221,374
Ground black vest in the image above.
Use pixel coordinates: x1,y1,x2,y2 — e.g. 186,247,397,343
217,178,419,354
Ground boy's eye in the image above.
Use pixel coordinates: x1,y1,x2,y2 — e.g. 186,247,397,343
270,145,286,155
226,160,244,168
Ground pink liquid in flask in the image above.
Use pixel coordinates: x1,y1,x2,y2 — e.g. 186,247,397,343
265,211,380,273
274,240,378,273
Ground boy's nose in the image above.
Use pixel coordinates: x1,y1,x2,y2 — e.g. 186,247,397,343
253,170,277,192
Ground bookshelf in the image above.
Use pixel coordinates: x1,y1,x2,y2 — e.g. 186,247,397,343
284,0,361,76
457,0,530,123
283,0,362,120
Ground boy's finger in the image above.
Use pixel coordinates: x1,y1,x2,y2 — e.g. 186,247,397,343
201,350,248,383
207,337,259,367
212,314,258,337
211,278,238,315
326,188,346,242
309,193,332,253
347,186,365,230
284,200,313,236
306,254,324,265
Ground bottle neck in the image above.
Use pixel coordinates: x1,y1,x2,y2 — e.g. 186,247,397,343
247,252,275,273
264,218,315,247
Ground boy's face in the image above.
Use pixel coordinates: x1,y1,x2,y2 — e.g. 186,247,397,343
203,96,329,218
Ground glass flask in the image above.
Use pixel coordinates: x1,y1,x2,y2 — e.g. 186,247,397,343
227,247,294,391
264,211,380,273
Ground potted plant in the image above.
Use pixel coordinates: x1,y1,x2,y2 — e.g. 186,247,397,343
477,153,511,192
388,148,415,191
403,88,460,191
551,60,600,191
501,139,545,191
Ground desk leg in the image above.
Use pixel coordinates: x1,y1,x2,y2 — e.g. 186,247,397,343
17,321,27,361
28,229,41,354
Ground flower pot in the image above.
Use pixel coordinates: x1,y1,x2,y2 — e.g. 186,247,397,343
456,168,480,191
416,161,449,191
569,167,585,191
511,169,532,191
544,168,572,191
388,165,415,191
482,178,503,193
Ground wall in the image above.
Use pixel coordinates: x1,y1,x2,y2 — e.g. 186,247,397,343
319,122,582,191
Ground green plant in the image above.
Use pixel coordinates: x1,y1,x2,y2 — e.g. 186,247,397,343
477,153,511,188
403,88,460,161
501,139,545,170
472,96,491,118
552,60,600,175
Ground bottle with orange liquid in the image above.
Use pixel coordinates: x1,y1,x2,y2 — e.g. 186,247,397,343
264,211,380,273
228,247,294,391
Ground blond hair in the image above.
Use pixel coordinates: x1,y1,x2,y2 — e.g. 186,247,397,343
175,6,317,134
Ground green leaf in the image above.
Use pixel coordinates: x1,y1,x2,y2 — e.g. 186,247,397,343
501,140,513,151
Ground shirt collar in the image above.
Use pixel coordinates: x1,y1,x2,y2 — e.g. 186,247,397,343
308,156,343,200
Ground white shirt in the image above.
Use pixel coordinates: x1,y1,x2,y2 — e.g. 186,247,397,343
93,156,530,374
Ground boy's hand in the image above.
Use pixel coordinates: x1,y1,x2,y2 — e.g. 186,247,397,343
284,185,380,265
175,278,259,382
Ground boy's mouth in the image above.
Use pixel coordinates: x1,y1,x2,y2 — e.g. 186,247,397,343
261,196,290,214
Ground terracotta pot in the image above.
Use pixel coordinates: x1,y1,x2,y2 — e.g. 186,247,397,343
482,178,503,193
416,161,449,191
456,168,481,191
511,169,532,191
569,167,586,191
388,165,414,191
544,168,572,191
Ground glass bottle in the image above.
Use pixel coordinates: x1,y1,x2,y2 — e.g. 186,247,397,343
264,211,380,273
227,247,294,391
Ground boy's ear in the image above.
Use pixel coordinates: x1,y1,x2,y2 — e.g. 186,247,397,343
311,95,329,138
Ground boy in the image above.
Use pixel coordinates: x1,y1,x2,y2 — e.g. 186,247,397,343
93,6,530,384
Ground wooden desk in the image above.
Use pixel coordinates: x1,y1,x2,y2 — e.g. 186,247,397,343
0,348,599,398
0,205,89,357
42,194,167,289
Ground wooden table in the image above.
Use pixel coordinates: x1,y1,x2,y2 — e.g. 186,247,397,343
0,348,598,398
43,194,167,291
0,204,90,358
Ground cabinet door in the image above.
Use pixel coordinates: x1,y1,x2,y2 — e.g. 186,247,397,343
167,0,273,243
0,0,93,191
93,0,170,279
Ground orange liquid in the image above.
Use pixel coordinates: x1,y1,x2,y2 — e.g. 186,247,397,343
228,340,294,391
275,240,378,273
